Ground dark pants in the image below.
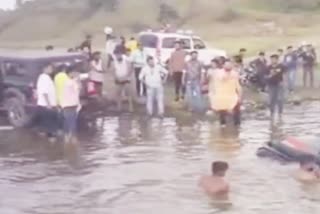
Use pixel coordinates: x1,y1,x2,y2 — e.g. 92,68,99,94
218,104,241,126
134,67,146,96
35,106,60,136
63,106,78,135
303,66,314,88
173,71,185,100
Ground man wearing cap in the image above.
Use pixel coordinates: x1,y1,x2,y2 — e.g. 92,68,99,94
266,54,286,121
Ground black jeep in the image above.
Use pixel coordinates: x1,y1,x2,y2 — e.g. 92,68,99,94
0,50,89,127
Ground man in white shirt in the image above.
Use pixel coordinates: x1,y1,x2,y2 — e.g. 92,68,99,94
139,56,168,117
110,51,134,112
130,43,147,96
36,63,60,138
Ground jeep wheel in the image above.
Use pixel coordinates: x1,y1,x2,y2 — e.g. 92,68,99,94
5,97,31,128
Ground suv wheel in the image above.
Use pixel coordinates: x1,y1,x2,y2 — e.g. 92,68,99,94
5,97,31,128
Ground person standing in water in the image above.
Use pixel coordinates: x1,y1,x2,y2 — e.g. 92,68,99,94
199,161,230,199
139,56,168,117
60,66,81,144
184,51,205,112
210,59,242,127
266,54,286,121
111,50,134,112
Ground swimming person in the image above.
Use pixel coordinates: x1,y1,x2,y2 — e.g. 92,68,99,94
294,156,320,183
199,161,229,199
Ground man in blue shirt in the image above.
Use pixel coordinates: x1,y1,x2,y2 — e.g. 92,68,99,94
284,46,298,92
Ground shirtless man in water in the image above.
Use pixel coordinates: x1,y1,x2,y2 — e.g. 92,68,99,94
199,161,229,198
295,156,320,183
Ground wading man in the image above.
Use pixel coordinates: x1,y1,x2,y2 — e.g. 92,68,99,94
140,56,168,117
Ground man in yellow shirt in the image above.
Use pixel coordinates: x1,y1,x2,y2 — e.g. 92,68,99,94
54,65,70,107
126,37,138,53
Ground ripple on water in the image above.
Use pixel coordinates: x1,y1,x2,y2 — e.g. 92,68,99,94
0,102,320,213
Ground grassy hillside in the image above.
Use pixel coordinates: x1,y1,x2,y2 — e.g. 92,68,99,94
1,0,320,54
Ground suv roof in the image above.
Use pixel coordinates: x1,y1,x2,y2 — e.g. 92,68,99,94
0,49,86,62
139,31,200,39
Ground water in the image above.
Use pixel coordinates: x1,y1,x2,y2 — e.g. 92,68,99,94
1,102,320,214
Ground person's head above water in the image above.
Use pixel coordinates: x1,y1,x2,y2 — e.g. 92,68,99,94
212,161,229,177
299,155,317,171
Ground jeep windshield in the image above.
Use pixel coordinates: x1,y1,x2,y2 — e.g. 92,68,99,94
139,34,159,48
162,37,191,49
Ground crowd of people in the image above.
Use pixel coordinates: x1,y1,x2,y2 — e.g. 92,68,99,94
36,28,320,200
38,28,318,153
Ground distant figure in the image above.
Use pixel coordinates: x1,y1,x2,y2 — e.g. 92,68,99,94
89,51,104,97
110,51,134,112
266,54,286,121
130,43,147,96
184,51,205,112
126,37,138,54
60,66,81,144
210,59,242,127
278,48,284,63
301,44,316,88
45,45,54,51
114,36,128,56
294,156,320,183
199,161,230,199
250,51,268,92
80,35,92,57
207,58,219,105
169,40,187,101
284,46,298,92
140,56,168,117
238,48,247,65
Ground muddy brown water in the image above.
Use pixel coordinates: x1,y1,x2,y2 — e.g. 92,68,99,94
0,102,320,214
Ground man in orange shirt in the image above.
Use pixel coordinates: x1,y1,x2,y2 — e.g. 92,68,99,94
211,59,242,127
169,41,187,101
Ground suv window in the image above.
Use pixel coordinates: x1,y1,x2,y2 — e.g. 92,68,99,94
139,34,158,48
3,62,28,77
162,37,191,49
193,38,206,49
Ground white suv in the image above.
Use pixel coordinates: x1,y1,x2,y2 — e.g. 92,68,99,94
138,30,227,66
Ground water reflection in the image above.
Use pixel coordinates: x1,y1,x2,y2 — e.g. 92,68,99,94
0,102,320,213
